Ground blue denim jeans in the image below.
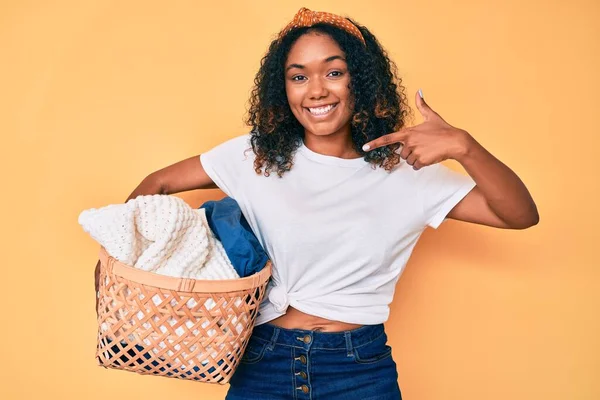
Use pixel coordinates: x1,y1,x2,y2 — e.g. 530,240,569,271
226,322,401,399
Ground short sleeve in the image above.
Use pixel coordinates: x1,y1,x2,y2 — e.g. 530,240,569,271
199,133,253,199
416,162,476,229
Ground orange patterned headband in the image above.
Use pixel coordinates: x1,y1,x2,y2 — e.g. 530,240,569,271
278,7,366,46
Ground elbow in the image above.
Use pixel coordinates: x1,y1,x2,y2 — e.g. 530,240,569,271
511,209,540,230
531,210,540,226
527,204,540,228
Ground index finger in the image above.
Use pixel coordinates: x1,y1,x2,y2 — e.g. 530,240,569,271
362,129,410,151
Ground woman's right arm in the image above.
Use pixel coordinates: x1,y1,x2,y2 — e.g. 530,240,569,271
94,154,217,313
128,154,218,201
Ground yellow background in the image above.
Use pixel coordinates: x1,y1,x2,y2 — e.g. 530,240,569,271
1,0,597,399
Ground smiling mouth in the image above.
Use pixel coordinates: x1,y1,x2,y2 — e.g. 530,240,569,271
305,103,339,117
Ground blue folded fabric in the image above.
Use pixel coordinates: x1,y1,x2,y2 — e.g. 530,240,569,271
199,197,269,279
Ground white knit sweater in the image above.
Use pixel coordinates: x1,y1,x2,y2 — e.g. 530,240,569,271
78,194,240,280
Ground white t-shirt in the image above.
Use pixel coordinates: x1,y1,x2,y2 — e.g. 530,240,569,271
200,133,476,325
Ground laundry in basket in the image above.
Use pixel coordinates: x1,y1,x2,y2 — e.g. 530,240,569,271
79,194,271,383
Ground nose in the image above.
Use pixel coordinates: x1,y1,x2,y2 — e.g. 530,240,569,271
307,76,328,99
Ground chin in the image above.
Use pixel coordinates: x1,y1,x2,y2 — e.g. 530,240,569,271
309,128,336,135
303,122,346,136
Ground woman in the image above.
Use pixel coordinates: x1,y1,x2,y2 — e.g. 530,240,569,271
108,7,539,399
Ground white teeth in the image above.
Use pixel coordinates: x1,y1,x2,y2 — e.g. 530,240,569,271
308,104,336,115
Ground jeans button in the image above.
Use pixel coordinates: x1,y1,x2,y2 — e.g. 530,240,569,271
300,355,307,364
299,371,307,379
303,335,311,344
301,384,309,393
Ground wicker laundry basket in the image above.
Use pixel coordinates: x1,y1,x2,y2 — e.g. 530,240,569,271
95,245,272,384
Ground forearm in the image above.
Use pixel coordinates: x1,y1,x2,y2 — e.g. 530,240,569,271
124,173,165,202
455,132,539,228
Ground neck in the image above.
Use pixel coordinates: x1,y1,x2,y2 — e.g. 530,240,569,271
303,129,361,159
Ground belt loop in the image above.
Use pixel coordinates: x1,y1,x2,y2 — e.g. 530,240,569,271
344,331,353,357
268,327,280,350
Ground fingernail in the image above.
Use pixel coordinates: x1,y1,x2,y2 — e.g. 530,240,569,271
418,88,424,99
362,144,370,151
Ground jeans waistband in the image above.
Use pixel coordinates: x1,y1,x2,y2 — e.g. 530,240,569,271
249,322,386,351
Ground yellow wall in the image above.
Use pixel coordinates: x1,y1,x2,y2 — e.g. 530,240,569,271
1,0,597,399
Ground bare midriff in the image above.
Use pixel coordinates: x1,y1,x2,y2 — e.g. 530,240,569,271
267,305,365,332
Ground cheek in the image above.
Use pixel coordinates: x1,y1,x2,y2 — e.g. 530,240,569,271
345,92,355,113
336,81,353,107
284,93,303,121
341,91,354,113
285,87,303,110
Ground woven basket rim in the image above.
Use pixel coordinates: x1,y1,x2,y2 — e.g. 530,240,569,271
99,246,272,293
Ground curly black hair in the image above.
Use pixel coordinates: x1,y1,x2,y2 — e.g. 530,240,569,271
244,17,413,178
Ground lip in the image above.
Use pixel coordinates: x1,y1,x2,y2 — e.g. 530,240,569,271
304,103,339,119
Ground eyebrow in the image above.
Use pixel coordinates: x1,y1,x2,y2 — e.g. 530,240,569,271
285,55,346,72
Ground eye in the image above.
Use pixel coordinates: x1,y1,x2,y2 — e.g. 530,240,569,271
290,71,344,82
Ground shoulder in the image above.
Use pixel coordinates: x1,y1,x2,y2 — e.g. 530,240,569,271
206,132,253,155
221,132,252,148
